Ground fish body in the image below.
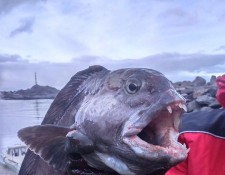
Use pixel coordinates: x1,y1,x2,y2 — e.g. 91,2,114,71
18,66,188,175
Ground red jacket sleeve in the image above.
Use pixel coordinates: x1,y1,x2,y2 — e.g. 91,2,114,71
166,110,225,175
216,74,225,108
166,132,225,175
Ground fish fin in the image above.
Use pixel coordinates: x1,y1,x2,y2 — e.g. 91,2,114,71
42,65,109,124
18,125,72,172
66,130,94,155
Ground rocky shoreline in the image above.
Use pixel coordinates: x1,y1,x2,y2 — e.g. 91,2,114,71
0,76,221,112
0,84,59,100
173,75,221,113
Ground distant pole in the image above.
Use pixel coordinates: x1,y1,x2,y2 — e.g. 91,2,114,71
35,72,38,85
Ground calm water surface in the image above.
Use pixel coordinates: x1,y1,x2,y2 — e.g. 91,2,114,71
0,99,53,151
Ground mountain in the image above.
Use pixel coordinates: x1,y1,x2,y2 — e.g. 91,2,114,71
0,84,59,100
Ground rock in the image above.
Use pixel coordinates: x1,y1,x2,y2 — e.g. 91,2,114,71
200,106,213,112
193,87,208,98
184,94,194,102
187,100,201,112
192,76,206,86
209,100,222,109
203,87,217,97
173,81,193,87
180,88,194,95
196,95,216,106
173,75,221,113
174,82,194,102
175,87,186,94
209,75,217,86
0,92,3,99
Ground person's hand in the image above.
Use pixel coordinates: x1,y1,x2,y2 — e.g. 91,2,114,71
216,74,225,108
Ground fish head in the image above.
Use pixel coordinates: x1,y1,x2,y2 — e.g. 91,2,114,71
73,68,189,174
18,67,188,174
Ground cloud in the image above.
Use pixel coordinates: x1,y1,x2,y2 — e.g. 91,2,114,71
158,8,199,27
1,52,224,91
139,53,225,72
214,45,225,52
71,53,225,76
1,0,225,62
9,17,35,37
0,54,29,89
67,53,225,82
0,54,24,62
0,0,45,14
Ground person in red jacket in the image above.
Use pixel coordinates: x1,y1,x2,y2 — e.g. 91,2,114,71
166,74,225,175
216,74,225,107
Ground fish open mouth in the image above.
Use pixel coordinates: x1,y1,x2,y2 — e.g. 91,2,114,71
123,101,189,165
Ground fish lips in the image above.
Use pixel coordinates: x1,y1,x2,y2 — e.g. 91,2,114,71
122,94,189,166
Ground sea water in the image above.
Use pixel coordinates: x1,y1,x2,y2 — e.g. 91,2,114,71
0,99,53,151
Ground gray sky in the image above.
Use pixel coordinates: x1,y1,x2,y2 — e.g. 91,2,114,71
0,0,225,91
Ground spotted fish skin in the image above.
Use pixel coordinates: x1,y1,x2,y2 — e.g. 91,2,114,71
18,66,188,175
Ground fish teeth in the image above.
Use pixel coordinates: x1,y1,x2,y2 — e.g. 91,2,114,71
178,103,183,108
167,106,172,114
178,103,187,112
182,104,187,112
167,103,187,114
182,143,190,154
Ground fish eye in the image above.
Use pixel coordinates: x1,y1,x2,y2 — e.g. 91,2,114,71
125,78,141,94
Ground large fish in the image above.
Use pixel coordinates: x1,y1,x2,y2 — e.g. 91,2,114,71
18,65,188,175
